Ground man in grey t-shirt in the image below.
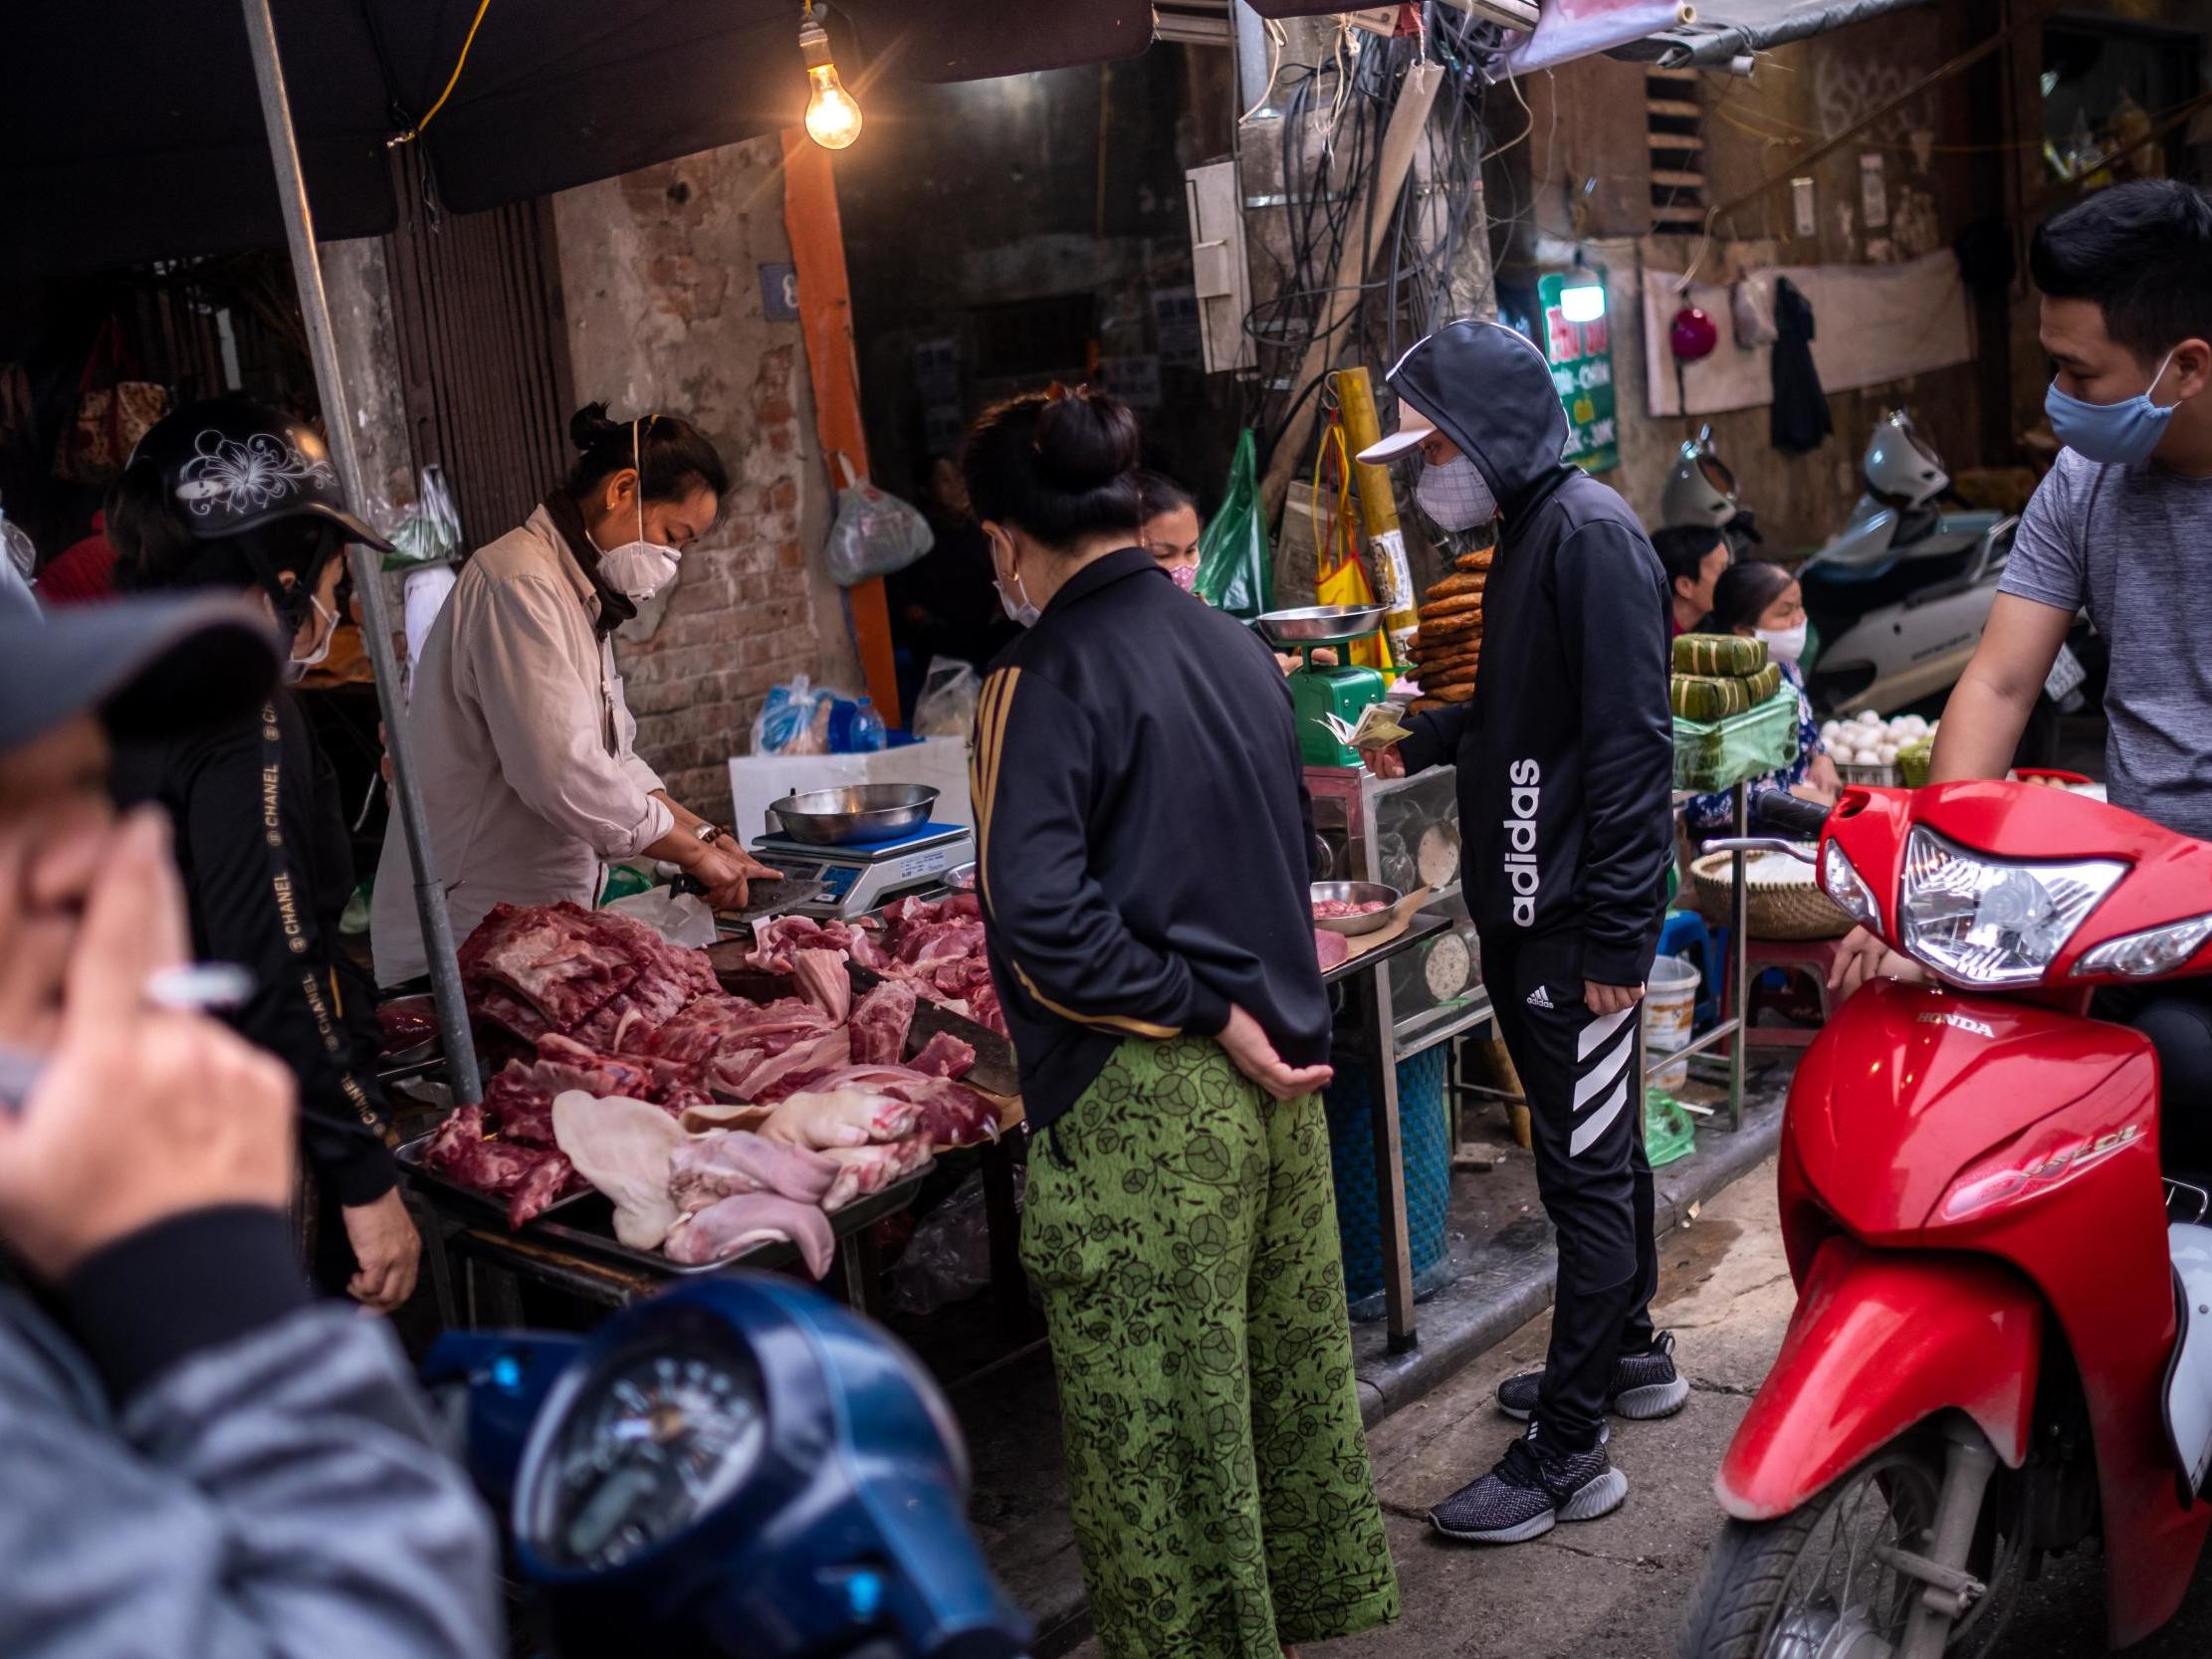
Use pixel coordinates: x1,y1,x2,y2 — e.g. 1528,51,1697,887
1833,180,2212,1160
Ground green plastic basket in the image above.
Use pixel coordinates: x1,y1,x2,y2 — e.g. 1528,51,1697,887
1898,733,1935,788
1672,688,1801,794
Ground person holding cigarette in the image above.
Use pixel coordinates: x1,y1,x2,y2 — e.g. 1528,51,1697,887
0,593,503,1659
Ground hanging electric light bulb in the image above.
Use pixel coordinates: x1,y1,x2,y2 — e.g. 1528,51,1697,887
799,3,862,151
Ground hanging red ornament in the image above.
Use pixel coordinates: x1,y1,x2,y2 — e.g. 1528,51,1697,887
1669,305,1719,362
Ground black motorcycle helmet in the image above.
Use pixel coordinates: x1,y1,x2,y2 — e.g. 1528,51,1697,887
109,396,389,637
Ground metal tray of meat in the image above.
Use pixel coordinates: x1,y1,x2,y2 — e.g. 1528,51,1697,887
520,1171,931,1279
394,1126,601,1224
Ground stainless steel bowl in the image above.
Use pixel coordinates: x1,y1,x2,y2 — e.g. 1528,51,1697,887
1310,880,1403,936
769,783,940,847
1258,604,1389,646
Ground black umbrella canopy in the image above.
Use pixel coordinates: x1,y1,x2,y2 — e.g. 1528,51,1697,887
3,1,1154,281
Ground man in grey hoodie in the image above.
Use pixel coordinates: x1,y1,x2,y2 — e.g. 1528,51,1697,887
0,594,502,1659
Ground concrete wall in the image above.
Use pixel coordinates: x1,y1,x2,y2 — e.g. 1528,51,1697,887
553,137,863,824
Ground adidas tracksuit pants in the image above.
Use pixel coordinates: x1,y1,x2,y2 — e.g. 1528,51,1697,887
1481,925,1659,1452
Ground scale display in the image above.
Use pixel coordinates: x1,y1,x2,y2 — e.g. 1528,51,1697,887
750,821,975,919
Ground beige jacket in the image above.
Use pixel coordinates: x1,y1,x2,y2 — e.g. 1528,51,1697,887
372,508,672,986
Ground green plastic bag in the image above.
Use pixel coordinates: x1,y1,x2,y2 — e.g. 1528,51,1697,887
1645,1086,1697,1167
1193,429,1272,621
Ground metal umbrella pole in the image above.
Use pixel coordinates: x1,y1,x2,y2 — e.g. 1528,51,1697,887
241,0,483,1105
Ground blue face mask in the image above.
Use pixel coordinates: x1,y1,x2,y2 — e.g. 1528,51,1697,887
2045,348,2178,465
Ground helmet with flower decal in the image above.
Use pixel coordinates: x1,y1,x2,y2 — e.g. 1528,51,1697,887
108,397,389,642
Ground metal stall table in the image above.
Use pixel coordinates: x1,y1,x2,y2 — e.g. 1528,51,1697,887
1307,762,1497,1352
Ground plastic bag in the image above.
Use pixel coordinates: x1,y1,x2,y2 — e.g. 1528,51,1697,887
387,464,463,570
824,454,934,586
600,886,720,949
1645,1086,1697,1167
912,657,981,739
889,1170,1019,1317
1193,429,1271,620
1315,552,1390,674
1730,272,1777,349
752,676,836,755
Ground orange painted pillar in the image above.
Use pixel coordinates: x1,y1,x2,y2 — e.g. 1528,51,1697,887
781,129,902,725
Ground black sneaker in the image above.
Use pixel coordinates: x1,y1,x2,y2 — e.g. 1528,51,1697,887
1495,1332,1690,1423
1428,1422,1629,1545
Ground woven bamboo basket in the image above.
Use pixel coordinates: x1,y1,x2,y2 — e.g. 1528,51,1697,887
1689,849,1854,940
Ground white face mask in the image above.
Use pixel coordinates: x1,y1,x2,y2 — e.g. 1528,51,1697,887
990,530,1041,629
1756,622,1808,666
596,418,684,599
282,594,335,685
1415,454,1497,532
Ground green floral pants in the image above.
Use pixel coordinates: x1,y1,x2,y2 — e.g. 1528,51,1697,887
1021,1037,1400,1659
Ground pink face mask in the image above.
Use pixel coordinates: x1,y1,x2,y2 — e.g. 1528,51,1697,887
1168,561,1200,594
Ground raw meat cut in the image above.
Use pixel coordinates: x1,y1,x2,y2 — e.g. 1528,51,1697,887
376,995,437,1052
459,901,716,1043
906,1030,976,1081
667,1130,837,1213
790,947,853,1021
1314,930,1350,971
677,1102,774,1136
786,894,1008,1038
1312,898,1388,919
630,994,833,1064
729,1026,852,1104
761,1086,923,1150
784,1064,1000,1147
552,1091,687,1248
848,979,920,1067
419,1104,581,1227
819,1139,934,1212
665,1192,836,1276
747,915,871,973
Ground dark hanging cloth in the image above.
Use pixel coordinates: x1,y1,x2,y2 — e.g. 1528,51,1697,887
1769,278,1833,455
541,491,637,641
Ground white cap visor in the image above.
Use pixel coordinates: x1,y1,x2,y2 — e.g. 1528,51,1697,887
1356,402,1436,465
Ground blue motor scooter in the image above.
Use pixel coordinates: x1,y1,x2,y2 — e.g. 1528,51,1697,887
425,1275,1032,1659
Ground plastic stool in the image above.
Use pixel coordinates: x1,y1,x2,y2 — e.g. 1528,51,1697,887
1723,935,1843,1049
1656,911,1719,1029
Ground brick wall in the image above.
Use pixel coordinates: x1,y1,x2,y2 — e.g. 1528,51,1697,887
553,135,864,826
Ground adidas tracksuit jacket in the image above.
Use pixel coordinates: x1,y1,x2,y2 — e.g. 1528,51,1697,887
1393,321,1676,1451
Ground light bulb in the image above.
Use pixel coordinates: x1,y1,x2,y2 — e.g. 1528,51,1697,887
805,65,863,149
799,16,862,150
1559,281,1607,323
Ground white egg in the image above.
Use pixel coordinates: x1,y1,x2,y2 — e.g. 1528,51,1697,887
1854,710,1880,726
1819,722,1842,744
1876,742,1899,763
1897,715,1928,736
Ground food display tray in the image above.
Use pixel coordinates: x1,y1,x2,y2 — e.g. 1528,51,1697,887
395,1129,600,1223
522,1171,929,1279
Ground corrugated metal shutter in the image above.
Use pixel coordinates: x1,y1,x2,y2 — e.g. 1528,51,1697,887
381,148,575,549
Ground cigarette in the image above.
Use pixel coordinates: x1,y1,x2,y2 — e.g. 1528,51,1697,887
0,961,255,1111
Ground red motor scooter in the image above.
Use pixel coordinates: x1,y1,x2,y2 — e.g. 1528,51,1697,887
1676,782,2212,1659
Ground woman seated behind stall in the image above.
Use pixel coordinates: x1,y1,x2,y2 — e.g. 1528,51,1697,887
372,404,778,987
1137,469,1321,678
970,390,1397,1659
1681,558,1841,837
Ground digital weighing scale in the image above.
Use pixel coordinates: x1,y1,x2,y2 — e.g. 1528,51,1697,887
749,821,976,919
1257,604,1392,768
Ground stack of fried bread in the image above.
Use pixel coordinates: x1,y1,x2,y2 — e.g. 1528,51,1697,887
1404,544,1490,714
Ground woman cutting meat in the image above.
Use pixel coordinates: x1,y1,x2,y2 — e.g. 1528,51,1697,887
372,404,778,986
965,386,1397,1659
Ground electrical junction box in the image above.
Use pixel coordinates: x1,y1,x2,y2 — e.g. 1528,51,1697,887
1183,160,1255,375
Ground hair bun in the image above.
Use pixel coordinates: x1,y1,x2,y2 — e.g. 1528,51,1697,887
1030,389,1141,492
568,400,622,454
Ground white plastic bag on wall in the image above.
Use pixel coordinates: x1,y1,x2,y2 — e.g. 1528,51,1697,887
822,453,934,586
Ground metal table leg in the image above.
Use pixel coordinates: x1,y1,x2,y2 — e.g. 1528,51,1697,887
980,1139,1034,1335
1729,779,1748,1131
1368,966,1417,1353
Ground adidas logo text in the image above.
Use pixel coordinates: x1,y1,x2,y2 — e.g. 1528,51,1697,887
1526,985,1554,1009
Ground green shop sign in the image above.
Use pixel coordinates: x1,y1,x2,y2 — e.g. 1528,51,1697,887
1537,270,1617,474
